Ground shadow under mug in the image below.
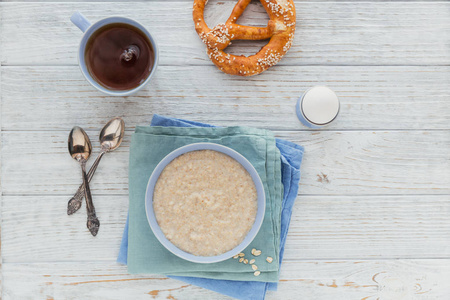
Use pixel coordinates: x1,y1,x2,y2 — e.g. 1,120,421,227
71,12,159,96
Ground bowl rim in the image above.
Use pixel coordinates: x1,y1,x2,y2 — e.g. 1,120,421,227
145,142,266,263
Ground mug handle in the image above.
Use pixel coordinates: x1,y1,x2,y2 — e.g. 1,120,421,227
71,12,91,33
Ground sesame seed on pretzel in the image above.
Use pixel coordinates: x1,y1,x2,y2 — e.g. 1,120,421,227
193,0,296,76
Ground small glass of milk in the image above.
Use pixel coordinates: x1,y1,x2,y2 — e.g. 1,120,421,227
296,86,340,128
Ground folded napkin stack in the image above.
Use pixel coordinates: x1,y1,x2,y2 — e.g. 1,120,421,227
118,115,304,300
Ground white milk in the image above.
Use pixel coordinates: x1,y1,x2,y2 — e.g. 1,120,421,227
296,86,340,128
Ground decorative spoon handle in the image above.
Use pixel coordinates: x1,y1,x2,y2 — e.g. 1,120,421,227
67,151,105,215
81,161,100,236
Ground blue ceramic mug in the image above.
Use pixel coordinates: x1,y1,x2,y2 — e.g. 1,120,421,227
71,12,159,96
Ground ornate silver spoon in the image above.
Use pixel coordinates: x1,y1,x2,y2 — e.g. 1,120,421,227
67,118,125,215
68,126,100,236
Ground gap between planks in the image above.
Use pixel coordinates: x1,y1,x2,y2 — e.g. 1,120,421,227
2,193,450,197
2,129,450,133
3,64,450,67
3,257,450,265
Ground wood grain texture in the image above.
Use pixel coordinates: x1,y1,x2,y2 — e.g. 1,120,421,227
1,2,450,66
3,260,450,299
1,1,450,299
0,6,3,296
2,195,449,262
2,65,450,131
2,130,449,196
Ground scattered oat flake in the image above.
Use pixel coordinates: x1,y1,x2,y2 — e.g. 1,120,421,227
254,271,261,276
250,259,255,264
266,257,273,263
239,258,244,263
252,265,258,271
253,250,262,256
238,253,245,257
233,255,239,259
244,259,248,264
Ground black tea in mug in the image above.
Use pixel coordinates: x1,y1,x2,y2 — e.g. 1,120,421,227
85,23,155,91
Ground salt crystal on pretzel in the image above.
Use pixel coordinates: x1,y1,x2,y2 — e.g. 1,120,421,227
193,0,296,76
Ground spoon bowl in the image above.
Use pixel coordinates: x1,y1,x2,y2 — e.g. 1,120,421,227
99,117,125,152
68,126,92,162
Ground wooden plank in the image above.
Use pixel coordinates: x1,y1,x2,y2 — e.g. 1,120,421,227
2,66,450,131
1,2,449,66
3,260,450,299
0,4,3,296
2,195,449,262
2,130,449,196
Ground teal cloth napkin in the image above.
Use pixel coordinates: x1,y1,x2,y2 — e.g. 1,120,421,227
127,125,283,282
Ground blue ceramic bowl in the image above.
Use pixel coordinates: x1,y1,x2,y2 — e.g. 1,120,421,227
145,143,266,263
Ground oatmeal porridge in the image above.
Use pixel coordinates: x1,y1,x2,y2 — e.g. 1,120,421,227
153,149,258,256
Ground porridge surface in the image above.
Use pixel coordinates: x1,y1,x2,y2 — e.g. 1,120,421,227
153,149,258,257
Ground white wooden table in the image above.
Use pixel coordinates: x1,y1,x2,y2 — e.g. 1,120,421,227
1,1,449,299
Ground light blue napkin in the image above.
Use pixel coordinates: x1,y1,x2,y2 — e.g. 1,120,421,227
118,115,304,300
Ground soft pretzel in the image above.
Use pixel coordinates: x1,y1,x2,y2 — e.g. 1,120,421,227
193,0,296,76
